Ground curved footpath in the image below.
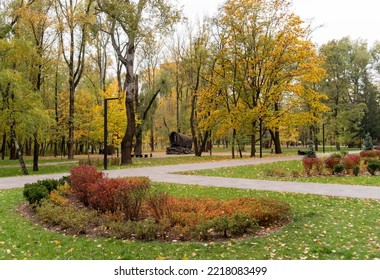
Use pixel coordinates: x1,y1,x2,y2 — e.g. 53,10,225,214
0,155,379,200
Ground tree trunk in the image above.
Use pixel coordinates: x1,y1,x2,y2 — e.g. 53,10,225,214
1,132,6,160
150,115,154,152
250,121,257,157
121,44,136,165
67,84,75,159
274,129,282,154
134,125,143,156
269,129,282,154
9,139,17,160
33,134,39,172
190,92,199,155
10,123,28,175
25,138,32,156
232,129,236,159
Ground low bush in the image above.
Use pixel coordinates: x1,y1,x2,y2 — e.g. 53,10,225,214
23,183,49,205
88,177,151,220
49,189,69,206
107,220,135,239
23,179,62,205
302,157,323,176
145,191,172,221
343,154,361,171
333,163,344,175
367,160,380,175
360,150,380,159
165,196,291,240
324,157,342,173
29,175,291,242
36,179,61,193
353,165,360,176
263,167,286,177
330,153,343,159
195,213,259,240
134,218,159,241
35,200,99,234
70,165,103,205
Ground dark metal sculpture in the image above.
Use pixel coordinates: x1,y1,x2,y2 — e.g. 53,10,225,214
166,132,193,154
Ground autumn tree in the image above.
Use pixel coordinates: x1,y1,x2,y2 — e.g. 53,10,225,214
0,33,50,174
200,0,328,156
13,0,57,170
97,0,180,164
54,0,95,159
319,38,370,148
177,21,217,156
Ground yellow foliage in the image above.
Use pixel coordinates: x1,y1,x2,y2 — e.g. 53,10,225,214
195,0,329,141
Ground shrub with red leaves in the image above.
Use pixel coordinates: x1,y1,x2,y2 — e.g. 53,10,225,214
88,177,151,220
70,165,103,205
343,154,361,170
324,157,342,173
360,150,380,159
302,157,323,175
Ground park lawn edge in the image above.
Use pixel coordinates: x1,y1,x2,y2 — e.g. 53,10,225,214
0,183,379,260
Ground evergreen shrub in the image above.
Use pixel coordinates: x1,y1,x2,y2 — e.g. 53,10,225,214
367,160,380,175
23,179,61,205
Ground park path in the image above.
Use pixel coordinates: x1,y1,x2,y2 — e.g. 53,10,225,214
1,154,379,200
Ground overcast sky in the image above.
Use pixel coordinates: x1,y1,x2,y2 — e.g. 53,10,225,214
177,0,380,47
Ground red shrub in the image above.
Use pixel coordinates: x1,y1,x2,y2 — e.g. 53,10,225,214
87,178,120,213
87,177,151,220
359,150,380,159
70,165,103,205
324,157,341,172
343,154,361,170
145,191,172,221
302,157,323,175
116,177,151,220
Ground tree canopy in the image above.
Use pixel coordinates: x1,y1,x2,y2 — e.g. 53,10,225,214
1,0,379,172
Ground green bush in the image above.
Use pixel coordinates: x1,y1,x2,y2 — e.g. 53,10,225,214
107,220,135,239
134,218,158,241
36,179,61,193
36,200,99,234
333,163,345,175
23,179,63,205
195,213,259,240
23,184,49,205
330,153,343,159
353,165,360,176
367,160,380,175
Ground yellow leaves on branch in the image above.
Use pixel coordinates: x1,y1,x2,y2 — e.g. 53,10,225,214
194,0,329,141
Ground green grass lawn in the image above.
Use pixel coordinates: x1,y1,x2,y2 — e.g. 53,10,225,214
0,183,379,260
0,162,77,177
180,160,380,187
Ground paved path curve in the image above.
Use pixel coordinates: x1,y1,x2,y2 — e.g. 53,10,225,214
1,155,379,200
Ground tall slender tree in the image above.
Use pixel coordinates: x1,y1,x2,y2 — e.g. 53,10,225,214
97,0,180,164
54,0,94,159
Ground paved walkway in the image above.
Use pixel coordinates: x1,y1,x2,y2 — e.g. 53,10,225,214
1,155,379,200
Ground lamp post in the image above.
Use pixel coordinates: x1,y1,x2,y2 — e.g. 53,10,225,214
322,123,325,153
259,117,263,158
104,97,119,170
